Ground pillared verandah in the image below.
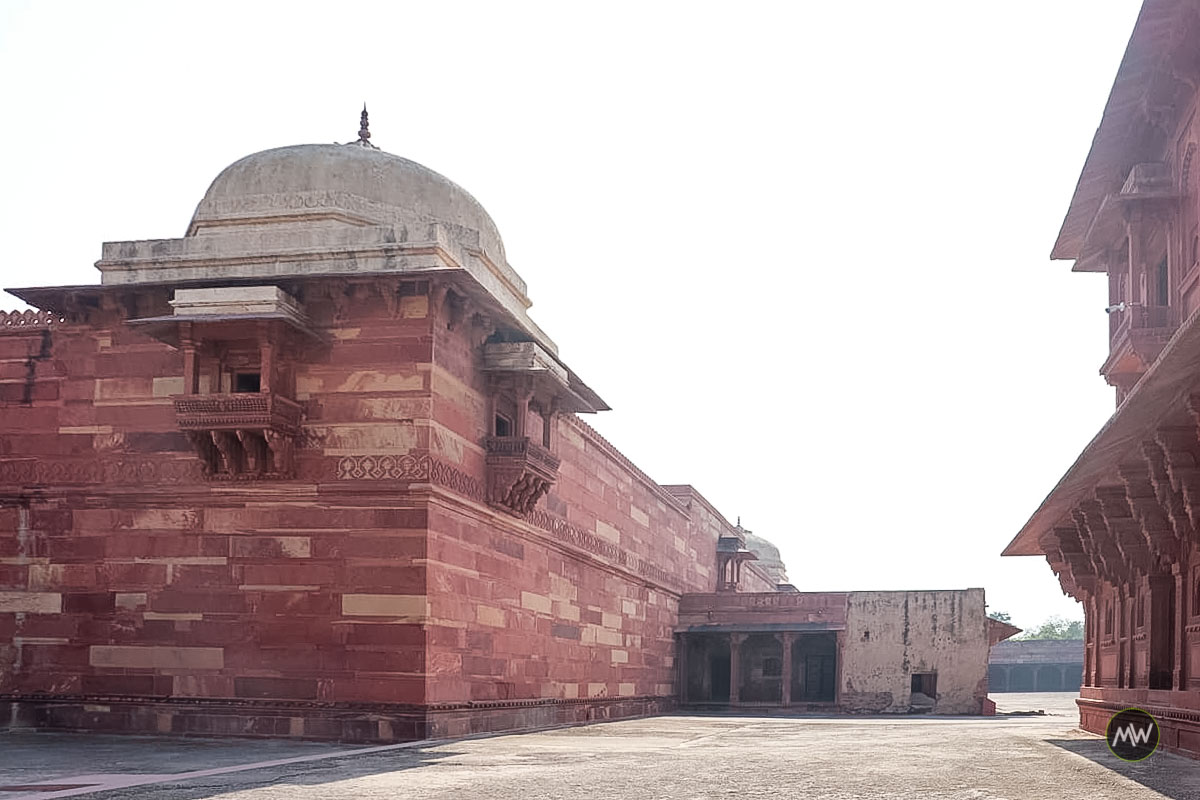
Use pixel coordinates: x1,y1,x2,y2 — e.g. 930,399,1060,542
1003,0,1200,757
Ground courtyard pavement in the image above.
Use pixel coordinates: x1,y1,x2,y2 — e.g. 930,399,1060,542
2,693,1200,798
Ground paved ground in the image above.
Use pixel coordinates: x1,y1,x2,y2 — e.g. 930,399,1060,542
3,693,1200,799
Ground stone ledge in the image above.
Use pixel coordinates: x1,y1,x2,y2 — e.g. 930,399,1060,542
0,694,675,744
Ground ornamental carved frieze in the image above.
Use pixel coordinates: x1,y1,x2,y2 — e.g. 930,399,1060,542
484,436,559,516
0,457,202,486
174,393,302,480
336,453,432,481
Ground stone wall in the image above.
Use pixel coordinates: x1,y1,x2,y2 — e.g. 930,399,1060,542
418,301,729,734
0,275,771,741
840,590,989,714
0,283,439,741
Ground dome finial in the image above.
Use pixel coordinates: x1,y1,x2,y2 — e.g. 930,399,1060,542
354,104,379,149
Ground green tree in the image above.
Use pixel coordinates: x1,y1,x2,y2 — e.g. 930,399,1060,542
1018,615,1083,640
987,611,1012,623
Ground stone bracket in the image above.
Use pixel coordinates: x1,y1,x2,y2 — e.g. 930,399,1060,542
485,436,560,515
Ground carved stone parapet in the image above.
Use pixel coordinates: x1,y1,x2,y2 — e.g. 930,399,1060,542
0,309,66,331
485,436,560,515
175,393,301,480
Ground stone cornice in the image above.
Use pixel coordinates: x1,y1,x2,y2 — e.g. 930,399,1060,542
97,240,462,282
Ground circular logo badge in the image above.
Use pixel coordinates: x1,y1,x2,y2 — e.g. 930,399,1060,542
1106,707,1160,762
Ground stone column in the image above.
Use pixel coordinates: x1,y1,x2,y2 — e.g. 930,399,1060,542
181,323,197,395
781,632,794,707
515,388,533,438
1175,563,1186,690
1127,213,1144,307
545,399,559,451
1119,584,1130,689
729,634,744,705
257,322,274,394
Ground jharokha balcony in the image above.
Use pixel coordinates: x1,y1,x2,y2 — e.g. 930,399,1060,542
173,393,302,480
1104,304,1176,402
485,435,560,515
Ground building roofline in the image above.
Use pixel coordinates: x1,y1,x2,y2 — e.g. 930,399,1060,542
1052,0,1189,262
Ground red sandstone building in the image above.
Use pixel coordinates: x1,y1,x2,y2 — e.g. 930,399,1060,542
1003,0,1200,757
0,114,1006,741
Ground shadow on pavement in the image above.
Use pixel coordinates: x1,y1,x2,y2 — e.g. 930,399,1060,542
82,743,467,800
1047,738,1200,799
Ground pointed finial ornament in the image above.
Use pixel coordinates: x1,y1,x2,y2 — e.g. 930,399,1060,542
353,104,379,149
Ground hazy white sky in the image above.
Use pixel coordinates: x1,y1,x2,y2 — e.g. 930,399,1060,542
0,0,1145,630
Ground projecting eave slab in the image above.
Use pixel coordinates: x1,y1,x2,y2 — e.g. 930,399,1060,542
480,341,608,414
1052,0,1196,262
1003,304,1200,557
127,313,325,347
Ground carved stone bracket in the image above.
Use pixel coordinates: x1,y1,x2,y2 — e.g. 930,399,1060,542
1076,502,1124,583
1142,439,1193,552
1041,523,1094,599
485,436,560,515
1120,455,1181,569
1096,484,1153,576
1155,425,1200,535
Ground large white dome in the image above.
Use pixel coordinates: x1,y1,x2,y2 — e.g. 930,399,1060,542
187,142,507,268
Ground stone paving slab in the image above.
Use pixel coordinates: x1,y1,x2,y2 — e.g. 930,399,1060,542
1,694,1199,799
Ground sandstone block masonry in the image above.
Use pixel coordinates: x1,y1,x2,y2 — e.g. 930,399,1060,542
0,132,783,741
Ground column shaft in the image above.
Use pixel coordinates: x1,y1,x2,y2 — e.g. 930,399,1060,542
781,632,794,707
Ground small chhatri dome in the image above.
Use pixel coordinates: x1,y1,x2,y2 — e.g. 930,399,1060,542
741,528,789,585
185,109,509,272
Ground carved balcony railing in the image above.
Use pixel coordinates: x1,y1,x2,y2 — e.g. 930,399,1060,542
174,393,302,432
1132,304,1170,330
1105,304,1177,402
1110,304,1172,348
173,393,302,480
485,436,560,515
